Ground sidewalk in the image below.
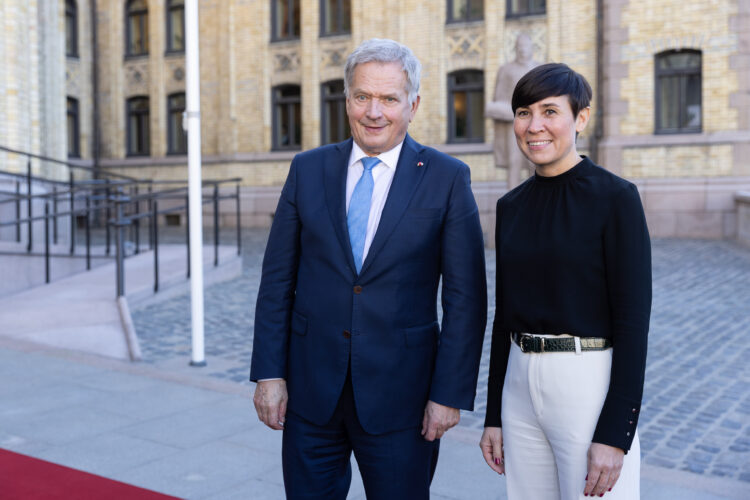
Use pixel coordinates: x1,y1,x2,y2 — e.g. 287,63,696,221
1,336,745,499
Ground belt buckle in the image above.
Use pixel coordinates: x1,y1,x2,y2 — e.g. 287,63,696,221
520,334,543,353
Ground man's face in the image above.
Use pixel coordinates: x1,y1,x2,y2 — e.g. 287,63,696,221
346,61,420,156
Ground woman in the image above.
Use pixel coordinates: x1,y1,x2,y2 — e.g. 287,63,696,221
480,63,651,499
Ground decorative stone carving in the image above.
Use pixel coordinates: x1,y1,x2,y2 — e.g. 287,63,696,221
273,50,300,72
124,61,149,94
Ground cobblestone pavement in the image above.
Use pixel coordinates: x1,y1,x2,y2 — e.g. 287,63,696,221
132,229,750,483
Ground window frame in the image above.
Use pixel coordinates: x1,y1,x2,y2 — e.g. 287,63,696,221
505,0,546,19
67,97,80,158
272,84,302,151
447,69,485,144
125,0,149,57
271,0,301,42
320,80,350,145
320,0,351,37
166,0,185,54
446,0,484,24
126,96,150,156
167,93,187,155
654,49,702,135
66,0,78,58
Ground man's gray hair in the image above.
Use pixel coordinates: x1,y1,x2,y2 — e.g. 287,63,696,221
344,38,422,105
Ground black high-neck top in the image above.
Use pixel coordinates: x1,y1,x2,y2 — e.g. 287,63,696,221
484,157,652,451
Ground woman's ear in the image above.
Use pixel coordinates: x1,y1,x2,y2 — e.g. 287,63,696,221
576,106,591,133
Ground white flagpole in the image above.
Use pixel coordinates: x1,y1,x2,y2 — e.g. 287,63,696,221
185,0,205,366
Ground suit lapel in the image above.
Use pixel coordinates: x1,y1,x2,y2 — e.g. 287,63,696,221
359,135,427,276
324,138,357,274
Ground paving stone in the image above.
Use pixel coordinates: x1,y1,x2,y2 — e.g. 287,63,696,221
131,232,750,482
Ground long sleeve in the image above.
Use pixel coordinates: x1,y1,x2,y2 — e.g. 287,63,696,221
485,199,510,427
593,183,652,450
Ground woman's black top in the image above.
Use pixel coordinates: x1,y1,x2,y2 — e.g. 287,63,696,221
484,156,652,452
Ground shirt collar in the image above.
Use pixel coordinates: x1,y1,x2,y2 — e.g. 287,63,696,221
348,140,404,170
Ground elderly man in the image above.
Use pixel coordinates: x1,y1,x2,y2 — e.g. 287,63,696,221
250,38,487,499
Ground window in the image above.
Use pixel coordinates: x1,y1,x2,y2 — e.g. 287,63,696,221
126,0,149,56
321,80,350,144
166,0,185,53
447,0,483,23
127,96,150,156
271,0,300,41
655,50,702,134
66,0,78,57
321,0,351,36
448,70,484,143
272,85,301,150
506,0,545,17
67,97,80,158
167,93,187,154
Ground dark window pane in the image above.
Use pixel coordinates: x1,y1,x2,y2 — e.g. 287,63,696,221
655,50,701,133
66,1,77,56
168,94,187,154
127,97,150,155
684,74,701,128
168,1,184,52
659,76,680,130
273,85,301,149
67,98,79,157
469,91,485,139
454,92,467,139
341,0,351,32
322,80,349,144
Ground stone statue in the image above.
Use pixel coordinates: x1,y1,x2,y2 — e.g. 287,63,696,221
486,33,540,189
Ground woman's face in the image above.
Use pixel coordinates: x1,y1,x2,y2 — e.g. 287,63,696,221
513,95,590,176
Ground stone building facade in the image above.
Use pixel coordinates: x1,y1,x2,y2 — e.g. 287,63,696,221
2,0,749,240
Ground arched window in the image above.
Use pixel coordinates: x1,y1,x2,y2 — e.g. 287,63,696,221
272,0,300,41
448,70,485,143
447,0,483,23
66,0,78,57
126,96,150,156
506,0,546,18
321,80,349,144
166,0,185,53
655,50,702,134
167,93,187,154
272,85,301,150
67,97,80,158
321,0,351,36
126,0,149,56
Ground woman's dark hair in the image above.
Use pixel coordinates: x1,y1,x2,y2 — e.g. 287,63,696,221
511,63,592,117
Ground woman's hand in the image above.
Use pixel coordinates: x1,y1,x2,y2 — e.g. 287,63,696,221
479,426,505,475
584,442,624,496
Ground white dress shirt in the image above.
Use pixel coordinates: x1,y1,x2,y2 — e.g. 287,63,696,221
346,141,402,264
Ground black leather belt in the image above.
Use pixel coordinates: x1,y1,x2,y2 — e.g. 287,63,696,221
511,332,612,353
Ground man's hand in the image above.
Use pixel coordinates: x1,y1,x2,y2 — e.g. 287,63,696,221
253,379,288,430
421,400,460,441
479,426,505,475
584,442,624,497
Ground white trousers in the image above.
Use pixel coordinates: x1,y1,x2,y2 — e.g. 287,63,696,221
501,337,640,500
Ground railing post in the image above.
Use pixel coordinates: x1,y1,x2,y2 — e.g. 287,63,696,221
134,184,140,254
52,185,58,245
115,196,125,297
27,158,32,252
185,194,190,279
44,202,50,283
69,171,75,255
105,179,111,255
213,183,219,267
153,200,159,292
85,192,91,270
147,184,154,249
235,182,241,256
15,181,21,242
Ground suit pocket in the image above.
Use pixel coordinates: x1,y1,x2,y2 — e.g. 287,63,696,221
405,208,442,220
403,322,439,348
291,311,308,336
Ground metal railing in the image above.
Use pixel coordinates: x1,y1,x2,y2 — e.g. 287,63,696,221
0,145,242,297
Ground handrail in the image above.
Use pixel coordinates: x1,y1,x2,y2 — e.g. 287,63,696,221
0,145,243,297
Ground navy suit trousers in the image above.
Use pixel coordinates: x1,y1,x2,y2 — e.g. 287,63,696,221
282,370,439,500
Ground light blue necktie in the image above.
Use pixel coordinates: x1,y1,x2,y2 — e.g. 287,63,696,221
348,157,380,273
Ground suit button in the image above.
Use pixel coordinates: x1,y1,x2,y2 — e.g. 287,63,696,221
343,330,351,339
353,286,362,294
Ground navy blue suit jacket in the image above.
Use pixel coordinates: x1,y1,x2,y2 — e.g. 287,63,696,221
250,135,487,435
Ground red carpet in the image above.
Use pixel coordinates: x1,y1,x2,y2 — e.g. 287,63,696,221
0,448,181,499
